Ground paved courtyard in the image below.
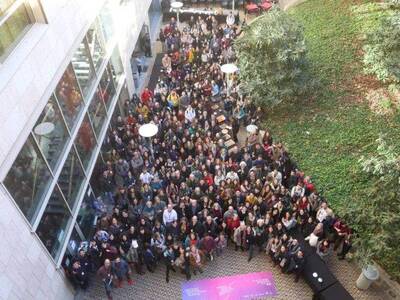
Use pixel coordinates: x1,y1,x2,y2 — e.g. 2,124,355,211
80,11,386,300
81,246,384,300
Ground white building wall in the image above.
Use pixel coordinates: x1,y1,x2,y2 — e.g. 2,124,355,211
0,0,153,299
0,186,73,300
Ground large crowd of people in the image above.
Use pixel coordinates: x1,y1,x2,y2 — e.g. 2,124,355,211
67,13,352,300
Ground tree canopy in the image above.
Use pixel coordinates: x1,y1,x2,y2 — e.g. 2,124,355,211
363,13,400,84
338,136,400,275
234,7,312,107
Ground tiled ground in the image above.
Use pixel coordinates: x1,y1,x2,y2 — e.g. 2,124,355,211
81,246,384,300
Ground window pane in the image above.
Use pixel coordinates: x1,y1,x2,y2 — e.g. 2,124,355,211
57,148,85,212
110,47,124,84
98,0,115,44
6,3,31,39
71,37,97,100
4,136,52,224
86,21,106,73
0,24,13,57
100,66,116,111
65,225,83,258
55,63,85,131
75,115,97,170
36,186,72,259
77,186,97,239
0,3,32,58
0,0,16,13
88,87,107,137
33,95,70,171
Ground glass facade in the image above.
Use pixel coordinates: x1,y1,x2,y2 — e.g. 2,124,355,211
55,63,85,131
98,0,115,44
57,148,85,212
71,37,97,100
86,21,106,73
88,87,107,137
36,186,72,258
2,3,136,264
110,47,124,83
33,96,70,171
0,1,34,59
4,136,52,223
100,64,116,110
75,115,97,170
77,186,97,240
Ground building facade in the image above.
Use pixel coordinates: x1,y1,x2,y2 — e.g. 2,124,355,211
0,0,161,299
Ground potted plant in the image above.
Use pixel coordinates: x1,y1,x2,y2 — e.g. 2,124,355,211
354,242,380,290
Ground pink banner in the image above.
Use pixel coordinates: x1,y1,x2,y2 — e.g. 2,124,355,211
182,272,277,300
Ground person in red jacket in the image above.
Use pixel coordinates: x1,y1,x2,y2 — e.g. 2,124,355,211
226,214,240,240
140,87,153,106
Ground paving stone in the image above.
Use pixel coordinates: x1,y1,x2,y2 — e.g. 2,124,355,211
82,247,385,300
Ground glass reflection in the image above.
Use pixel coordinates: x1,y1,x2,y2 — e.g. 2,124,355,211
99,0,115,44
36,186,72,259
110,47,124,83
86,21,106,73
33,95,70,171
57,148,85,212
55,63,85,130
88,87,107,137
0,3,32,59
71,37,97,100
77,186,97,240
99,65,116,110
75,115,97,170
4,136,52,224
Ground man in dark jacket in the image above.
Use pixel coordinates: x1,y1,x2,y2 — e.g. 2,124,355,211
287,250,306,282
163,245,176,283
97,259,113,300
112,257,133,288
71,260,89,290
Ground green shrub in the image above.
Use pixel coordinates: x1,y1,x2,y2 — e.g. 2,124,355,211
363,13,400,83
234,7,313,107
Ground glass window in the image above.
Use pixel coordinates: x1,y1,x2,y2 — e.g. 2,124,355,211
4,136,52,224
65,225,83,258
98,0,115,44
71,37,97,100
86,21,106,73
0,0,17,12
100,65,116,111
33,96,70,171
77,186,97,239
57,148,85,212
109,47,124,84
0,2,33,59
36,186,72,259
88,87,107,137
75,115,97,170
89,154,105,197
55,63,85,131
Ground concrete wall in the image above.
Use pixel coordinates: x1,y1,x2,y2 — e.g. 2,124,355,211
0,0,152,299
0,186,74,300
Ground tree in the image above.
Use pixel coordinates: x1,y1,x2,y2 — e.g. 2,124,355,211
234,7,312,107
386,0,400,7
339,135,400,278
363,13,400,84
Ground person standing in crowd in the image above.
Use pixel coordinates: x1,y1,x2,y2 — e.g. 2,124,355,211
97,259,114,300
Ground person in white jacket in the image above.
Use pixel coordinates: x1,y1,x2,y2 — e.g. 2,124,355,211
185,104,196,123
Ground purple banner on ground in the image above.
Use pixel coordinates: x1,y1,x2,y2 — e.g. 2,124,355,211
181,272,277,300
